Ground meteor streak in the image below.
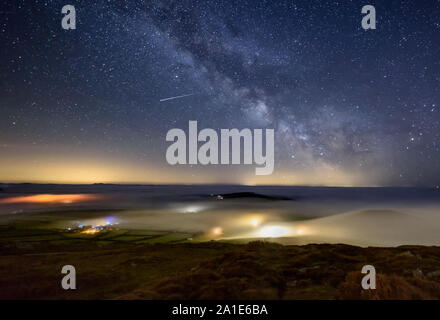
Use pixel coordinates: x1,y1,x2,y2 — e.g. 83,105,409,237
159,93,195,102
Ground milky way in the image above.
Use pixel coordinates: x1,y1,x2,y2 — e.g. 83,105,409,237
0,0,439,186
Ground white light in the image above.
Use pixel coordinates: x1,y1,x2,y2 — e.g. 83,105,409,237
184,206,200,213
250,218,260,227
211,227,223,236
258,226,288,238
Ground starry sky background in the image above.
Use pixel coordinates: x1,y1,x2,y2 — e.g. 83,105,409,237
0,0,439,186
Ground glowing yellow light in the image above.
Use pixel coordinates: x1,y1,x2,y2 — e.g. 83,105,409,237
258,226,288,238
81,228,99,234
250,218,260,227
211,227,223,236
296,228,303,235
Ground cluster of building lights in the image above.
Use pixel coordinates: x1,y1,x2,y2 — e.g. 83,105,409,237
65,218,118,234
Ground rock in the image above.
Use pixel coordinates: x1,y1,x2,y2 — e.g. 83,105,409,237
427,270,440,279
398,251,415,258
299,265,320,273
412,268,423,278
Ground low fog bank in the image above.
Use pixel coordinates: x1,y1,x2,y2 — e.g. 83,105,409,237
0,184,439,246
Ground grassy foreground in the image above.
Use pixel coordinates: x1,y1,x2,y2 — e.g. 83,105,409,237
2,223,440,300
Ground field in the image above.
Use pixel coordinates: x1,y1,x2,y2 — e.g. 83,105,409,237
2,220,440,300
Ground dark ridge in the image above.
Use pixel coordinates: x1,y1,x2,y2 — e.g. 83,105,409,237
216,192,293,200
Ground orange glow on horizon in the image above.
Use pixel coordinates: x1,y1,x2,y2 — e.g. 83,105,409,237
0,194,102,204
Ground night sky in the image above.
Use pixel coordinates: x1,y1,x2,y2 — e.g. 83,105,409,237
1,0,439,186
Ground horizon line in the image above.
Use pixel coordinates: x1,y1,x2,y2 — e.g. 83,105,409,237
0,181,437,189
